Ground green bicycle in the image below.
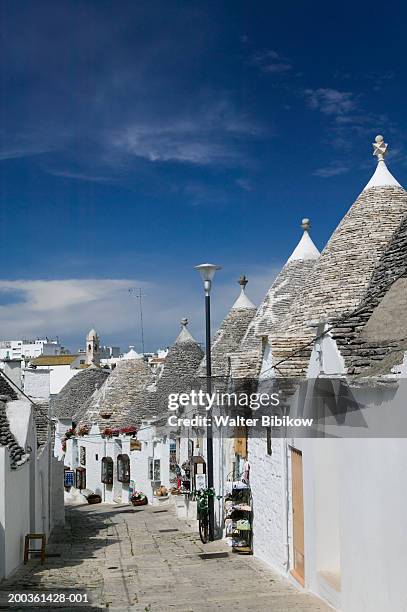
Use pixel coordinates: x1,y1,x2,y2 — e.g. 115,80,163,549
196,487,216,544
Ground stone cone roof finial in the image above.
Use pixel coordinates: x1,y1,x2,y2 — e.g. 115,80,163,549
232,275,256,310
364,134,402,191
373,135,388,162
238,275,248,288
175,317,196,343
287,218,320,262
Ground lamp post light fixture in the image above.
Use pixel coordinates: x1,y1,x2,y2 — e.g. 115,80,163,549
194,263,221,542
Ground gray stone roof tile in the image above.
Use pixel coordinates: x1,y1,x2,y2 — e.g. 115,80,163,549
0,401,28,468
51,367,110,420
330,212,407,377
272,184,407,378
80,358,153,429
231,257,318,379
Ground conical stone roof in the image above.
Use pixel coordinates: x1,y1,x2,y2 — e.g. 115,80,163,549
331,211,407,377
52,367,110,420
197,277,256,379
0,397,28,468
152,319,204,417
272,136,407,378
231,220,320,379
79,358,153,429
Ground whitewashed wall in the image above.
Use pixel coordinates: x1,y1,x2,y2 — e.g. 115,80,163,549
0,448,28,579
248,435,288,572
3,362,22,389
24,369,50,400
131,426,170,504
339,438,407,612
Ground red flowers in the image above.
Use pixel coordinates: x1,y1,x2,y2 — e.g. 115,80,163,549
102,426,137,438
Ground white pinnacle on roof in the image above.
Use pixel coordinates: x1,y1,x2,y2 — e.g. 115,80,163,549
287,218,320,262
123,346,142,360
232,275,256,309
363,135,402,191
175,318,196,343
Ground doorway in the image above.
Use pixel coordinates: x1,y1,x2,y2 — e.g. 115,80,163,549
291,447,305,585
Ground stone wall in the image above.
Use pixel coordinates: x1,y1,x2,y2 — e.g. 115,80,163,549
248,435,288,572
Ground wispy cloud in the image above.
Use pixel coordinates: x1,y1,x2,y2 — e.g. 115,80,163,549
304,88,357,116
110,101,261,166
236,177,253,191
303,86,395,161
249,49,292,74
0,132,56,161
313,162,350,178
46,169,116,183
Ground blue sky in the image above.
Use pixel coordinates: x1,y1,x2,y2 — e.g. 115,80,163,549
0,0,406,351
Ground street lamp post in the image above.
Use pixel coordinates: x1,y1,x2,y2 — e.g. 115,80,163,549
194,263,221,542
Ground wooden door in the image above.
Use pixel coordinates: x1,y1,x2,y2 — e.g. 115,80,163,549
291,448,305,585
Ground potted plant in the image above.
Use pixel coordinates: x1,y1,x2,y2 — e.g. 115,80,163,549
130,491,148,506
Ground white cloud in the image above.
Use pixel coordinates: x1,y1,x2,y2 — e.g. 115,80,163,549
0,279,143,339
305,88,356,116
110,101,261,166
0,267,280,352
250,49,292,74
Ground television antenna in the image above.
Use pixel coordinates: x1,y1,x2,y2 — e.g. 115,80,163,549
128,288,146,354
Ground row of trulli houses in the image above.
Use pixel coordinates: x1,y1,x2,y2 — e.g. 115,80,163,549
53,320,204,505
51,134,407,611
223,136,407,612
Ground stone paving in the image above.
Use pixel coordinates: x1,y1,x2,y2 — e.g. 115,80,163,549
0,503,331,611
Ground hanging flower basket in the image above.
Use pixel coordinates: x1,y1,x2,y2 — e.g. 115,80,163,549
64,427,75,439
77,425,90,436
102,426,138,438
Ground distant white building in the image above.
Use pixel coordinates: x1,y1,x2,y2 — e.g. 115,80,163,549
0,338,63,361
26,354,82,395
99,346,121,360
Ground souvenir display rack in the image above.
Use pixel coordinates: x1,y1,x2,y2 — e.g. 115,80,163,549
224,482,252,554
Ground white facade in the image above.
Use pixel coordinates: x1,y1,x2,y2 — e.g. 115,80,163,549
0,398,64,578
130,423,170,504
0,339,62,361
60,422,171,507
243,325,407,612
28,364,79,396
23,369,50,401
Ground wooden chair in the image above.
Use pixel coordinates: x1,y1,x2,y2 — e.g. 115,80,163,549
24,533,46,564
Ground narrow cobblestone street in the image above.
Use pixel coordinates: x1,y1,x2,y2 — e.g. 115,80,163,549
0,503,331,611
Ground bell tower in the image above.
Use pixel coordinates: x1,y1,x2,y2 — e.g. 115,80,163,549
86,328,100,365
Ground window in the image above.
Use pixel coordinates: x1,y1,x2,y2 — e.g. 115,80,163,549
95,454,99,461
148,458,161,481
80,446,86,465
101,457,114,484
64,469,74,488
75,467,86,489
117,454,130,483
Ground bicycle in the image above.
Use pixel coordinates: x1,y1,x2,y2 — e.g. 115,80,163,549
196,487,216,544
